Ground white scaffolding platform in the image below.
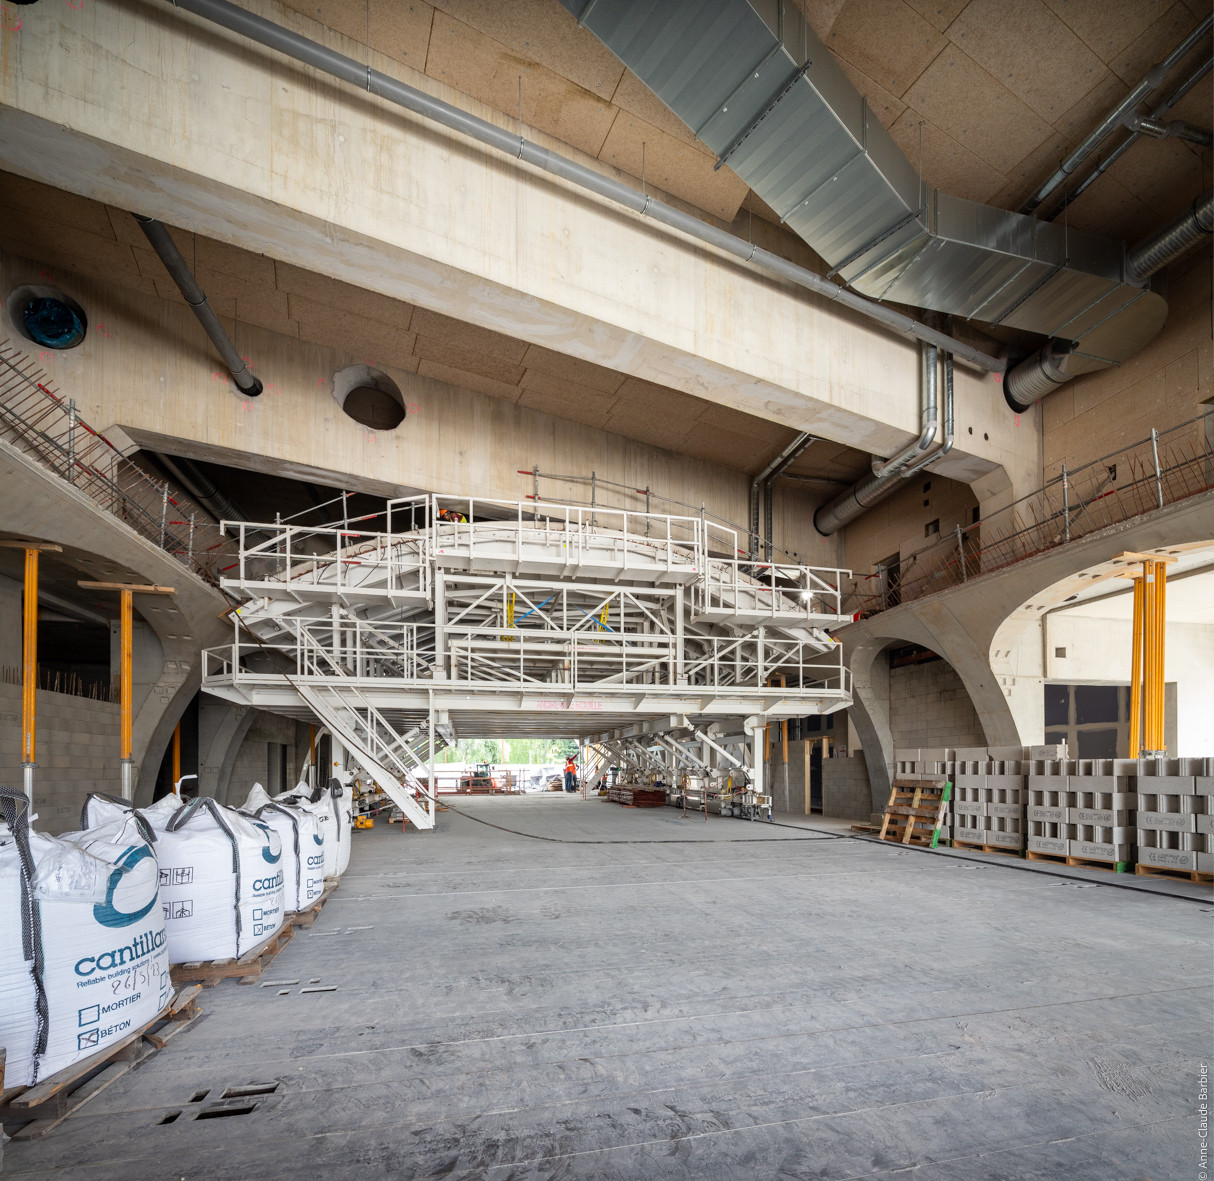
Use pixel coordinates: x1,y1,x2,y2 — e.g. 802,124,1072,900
204,496,853,828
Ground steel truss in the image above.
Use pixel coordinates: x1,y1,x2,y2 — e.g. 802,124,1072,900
204,496,853,828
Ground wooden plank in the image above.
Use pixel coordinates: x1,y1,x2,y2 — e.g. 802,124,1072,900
877,783,898,841
901,788,923,844
76,581,176,593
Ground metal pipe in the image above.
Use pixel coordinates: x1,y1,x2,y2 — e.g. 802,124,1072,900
1126,114,1212,146
1125,189,1214,283
1048,57,1212,221
813,348,953,535
872,343,937,478
1003,340,1076,411
762,434,814,561
1021,15,1212,214
163,0,1004,376
154,452,247,524
749,431,813,558
900,352,954,478
133,214,263,396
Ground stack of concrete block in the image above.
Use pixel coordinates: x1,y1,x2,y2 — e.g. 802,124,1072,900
948,746,1026,851
1026,760,1070,857
1136,758,1211,877
1027,757,1134,866
1068,760,1135,867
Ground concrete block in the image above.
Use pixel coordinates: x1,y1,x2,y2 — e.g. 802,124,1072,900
1137,793,1187,814
1029,774,1069,793
1197,814,1214,835
1073,824,1131,844
1072,790,1133,811
1029,744,1068,760
952,800,986,818
1027,834,1068,856
1069,839,1132,864
986,746,1024,761
983,828,1024,849
894,748,921,765
1068,807,1131,827
1137,846,1197,872
1137,810,1195,832
1028,804,1066,823
1136,827,1184,851
987,801,1024,820
985,773,1024,795
1195,777,1214,796
1070,776,1134,797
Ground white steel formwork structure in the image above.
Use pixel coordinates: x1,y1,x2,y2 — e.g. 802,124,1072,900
202,496,852,829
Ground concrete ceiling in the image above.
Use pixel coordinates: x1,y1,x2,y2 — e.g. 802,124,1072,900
0,170,865,480
280,0,1211,242
1,0,1207,489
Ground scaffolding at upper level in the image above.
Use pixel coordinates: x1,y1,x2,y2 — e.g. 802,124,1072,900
203,496,853,829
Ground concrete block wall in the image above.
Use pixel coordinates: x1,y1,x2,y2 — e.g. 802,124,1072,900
822,754,871,821
889,659,986,752
0,682,120,835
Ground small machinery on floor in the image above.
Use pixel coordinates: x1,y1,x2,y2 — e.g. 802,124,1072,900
669,771,772,821
458,762,509,793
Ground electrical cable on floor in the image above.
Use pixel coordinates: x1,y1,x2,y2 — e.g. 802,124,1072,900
226,604,1210,900
434,799,859,845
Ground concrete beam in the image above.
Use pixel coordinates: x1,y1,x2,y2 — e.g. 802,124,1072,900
0,0,1033,492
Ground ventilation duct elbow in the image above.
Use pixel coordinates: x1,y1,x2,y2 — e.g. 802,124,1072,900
565,0,1205,411
815,350,954,535
1004,341,1075,412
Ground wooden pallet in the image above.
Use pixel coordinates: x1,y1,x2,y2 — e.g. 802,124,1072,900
1025,851,1129,872
0,986,201,1141
289,880,339,929
170,923,295,988
877,779,951,847
951,839,1024,857
1134,864,1214,884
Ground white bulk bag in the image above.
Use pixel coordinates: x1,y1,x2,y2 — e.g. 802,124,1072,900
274,784,340,878
329,774,354,877
80,790,182,833
238,782,324,912
156,797,285,963
0,786,170,1088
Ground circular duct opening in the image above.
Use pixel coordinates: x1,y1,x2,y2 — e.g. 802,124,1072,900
6,285,88,350
331,365,405,431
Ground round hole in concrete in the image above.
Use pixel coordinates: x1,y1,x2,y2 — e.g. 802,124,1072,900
331,365,405,431
6,284,88,349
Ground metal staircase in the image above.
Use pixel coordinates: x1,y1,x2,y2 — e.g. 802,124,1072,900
205,496,853,827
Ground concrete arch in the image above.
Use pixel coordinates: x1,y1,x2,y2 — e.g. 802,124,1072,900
839,490,1214,802
845,616,1015,810
1,438,229,809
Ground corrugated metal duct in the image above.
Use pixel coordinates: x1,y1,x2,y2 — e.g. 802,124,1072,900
563,1,1207,412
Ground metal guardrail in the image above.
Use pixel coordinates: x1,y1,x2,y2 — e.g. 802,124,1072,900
844,412,1214,617
516,466,796,561
0,339,230,583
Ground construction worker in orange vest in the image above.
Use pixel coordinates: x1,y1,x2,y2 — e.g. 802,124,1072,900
564,755,578,792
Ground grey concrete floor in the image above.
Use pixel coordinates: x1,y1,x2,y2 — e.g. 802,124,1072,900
5,794,1211,1180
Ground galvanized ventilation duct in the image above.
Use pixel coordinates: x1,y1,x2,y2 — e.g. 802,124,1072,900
563,0,1202,412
